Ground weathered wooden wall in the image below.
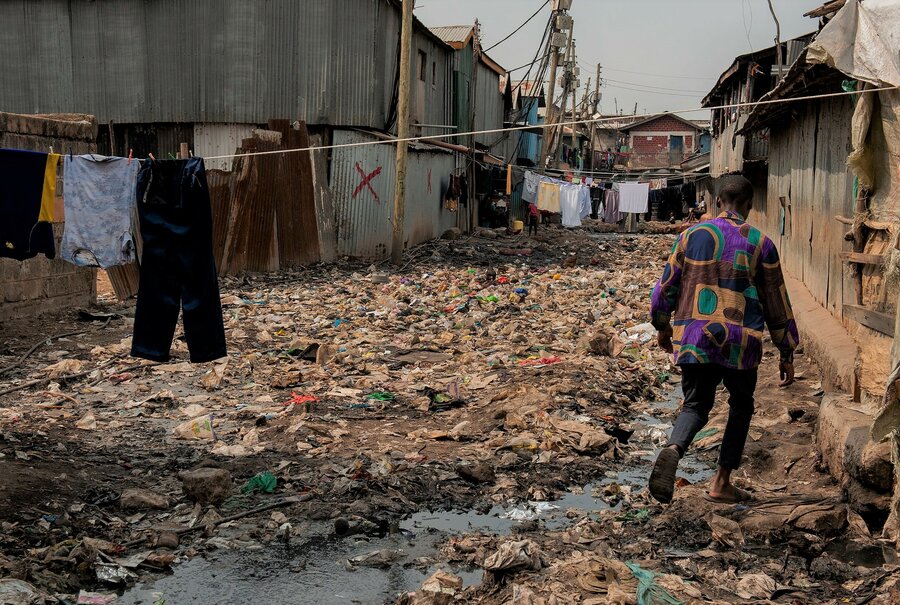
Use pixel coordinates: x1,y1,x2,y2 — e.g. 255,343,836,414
757,96,856,320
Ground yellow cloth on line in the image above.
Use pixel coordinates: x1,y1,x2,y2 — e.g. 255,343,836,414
38,153,60,222
537,181,561,213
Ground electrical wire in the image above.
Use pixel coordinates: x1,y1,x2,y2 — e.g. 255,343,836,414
600,66,715,81
482,0,550,53
602,78,709,94
602,83,704,98
199,85,899,160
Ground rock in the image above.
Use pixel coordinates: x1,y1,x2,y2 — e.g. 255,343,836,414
562,256,577,268
455,461,496,484
181,467,233,506
476,228,498,239
791,504,848,535
120,488,169,510
441,228,461,241
154,531,180,549
706,513,745,549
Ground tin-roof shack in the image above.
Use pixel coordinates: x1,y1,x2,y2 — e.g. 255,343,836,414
0,1,518,269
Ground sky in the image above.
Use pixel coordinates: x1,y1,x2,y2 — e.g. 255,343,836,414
414,0,824,119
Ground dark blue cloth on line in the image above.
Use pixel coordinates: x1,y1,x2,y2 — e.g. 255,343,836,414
131,158,227,363
0,149,56,260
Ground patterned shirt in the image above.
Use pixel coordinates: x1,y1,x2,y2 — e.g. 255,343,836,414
650,210,799,369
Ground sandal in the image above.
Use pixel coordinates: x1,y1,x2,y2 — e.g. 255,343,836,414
649,447,680,504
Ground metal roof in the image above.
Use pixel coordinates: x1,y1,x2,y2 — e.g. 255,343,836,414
0,0,453,128
430,25,475,49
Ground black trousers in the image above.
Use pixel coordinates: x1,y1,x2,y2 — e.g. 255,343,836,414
528,215,538,235
668,364,758,470
131,159,227,363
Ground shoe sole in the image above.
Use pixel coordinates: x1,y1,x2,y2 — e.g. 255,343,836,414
649,448,679,504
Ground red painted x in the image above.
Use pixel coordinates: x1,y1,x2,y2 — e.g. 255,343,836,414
353,162,382,201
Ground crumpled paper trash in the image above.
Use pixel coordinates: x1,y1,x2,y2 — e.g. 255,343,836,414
483,539,545,573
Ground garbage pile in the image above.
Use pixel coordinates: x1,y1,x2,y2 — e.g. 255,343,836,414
0,225,896,603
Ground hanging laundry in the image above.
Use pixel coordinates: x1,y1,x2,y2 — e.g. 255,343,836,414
603,189,622,224
0,149,59,260
61,154,139,268
618,182,650,214
579,186,592,220
522,170,539,203
559,184,583,228
131,158,226,364
537,181,561,213
444,173,460,212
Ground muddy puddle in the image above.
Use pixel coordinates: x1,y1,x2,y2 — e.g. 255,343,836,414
121,389,711,604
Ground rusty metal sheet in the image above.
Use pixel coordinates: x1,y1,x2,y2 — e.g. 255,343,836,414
208,126,321,274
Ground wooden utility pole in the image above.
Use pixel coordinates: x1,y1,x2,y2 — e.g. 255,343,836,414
551,32,575,170
589,63,601,170
391,0,414,266
767,0,783,80
570,38,577,170
539,37,561,174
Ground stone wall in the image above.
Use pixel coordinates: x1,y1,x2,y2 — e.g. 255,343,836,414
0,112,98,323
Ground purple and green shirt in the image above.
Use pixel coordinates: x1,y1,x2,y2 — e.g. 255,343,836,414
650,210,799,369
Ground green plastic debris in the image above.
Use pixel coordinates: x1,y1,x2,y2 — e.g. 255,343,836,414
242,471,277,494
626,562,684,605
691,427,718,443
366,391,395,401
618,508,651,522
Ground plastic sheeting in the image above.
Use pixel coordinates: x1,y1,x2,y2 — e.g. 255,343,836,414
806,0,900,86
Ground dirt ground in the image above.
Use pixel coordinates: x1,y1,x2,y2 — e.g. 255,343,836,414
0,224,897,604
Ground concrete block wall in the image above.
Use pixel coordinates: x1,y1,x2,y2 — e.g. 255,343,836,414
0,112,98,323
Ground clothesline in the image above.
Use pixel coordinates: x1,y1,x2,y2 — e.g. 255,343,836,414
200,85,899,161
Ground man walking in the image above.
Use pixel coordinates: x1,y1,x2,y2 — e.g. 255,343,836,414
648,175,798,504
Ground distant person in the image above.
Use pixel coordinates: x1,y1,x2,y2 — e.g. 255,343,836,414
648,174,798,505
527,202,539,236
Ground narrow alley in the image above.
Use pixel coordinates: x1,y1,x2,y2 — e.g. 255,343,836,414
1,0,899,604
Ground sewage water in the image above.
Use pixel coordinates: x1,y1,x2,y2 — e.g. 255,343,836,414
121,388,708,604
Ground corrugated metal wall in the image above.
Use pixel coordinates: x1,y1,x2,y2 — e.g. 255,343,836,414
329,130,457,259
0,0,451,130
194,124,258,171
474,62,508,151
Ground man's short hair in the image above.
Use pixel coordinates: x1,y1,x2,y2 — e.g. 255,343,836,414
717,174,754,205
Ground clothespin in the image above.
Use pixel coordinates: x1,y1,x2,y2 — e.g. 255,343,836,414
189,149,194,158
148,153,156,161
167,153,176,160
49,146,54,154
127,148,133,165
68,147,73,160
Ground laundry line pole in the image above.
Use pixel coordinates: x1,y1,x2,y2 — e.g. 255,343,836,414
391,0,414,266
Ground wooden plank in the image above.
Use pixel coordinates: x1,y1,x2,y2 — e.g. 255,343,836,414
840,252,885,265
843,304,895,337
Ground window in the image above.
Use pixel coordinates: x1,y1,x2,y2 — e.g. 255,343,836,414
418,50,427,82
